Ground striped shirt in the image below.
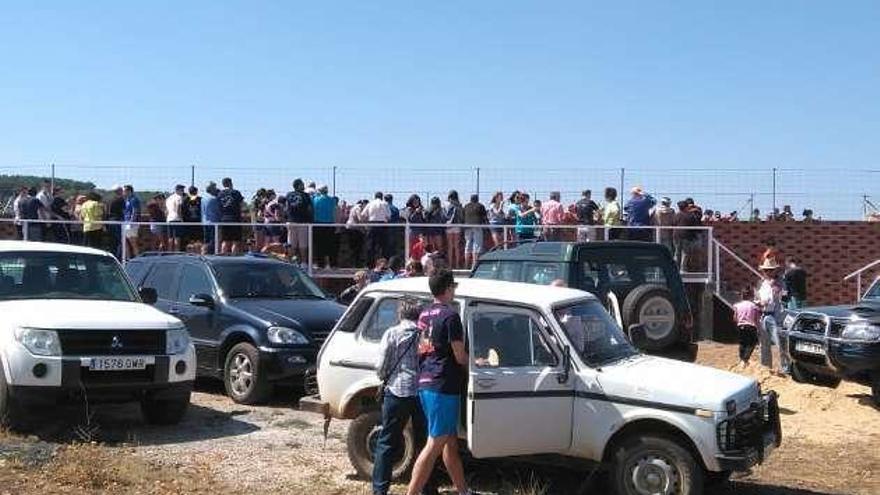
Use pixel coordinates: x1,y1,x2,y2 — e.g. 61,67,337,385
376,320,420,398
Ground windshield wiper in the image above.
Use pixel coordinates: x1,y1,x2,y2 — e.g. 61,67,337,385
284,293,326,299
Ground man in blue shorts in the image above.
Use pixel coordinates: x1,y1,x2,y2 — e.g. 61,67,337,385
406,269,473,495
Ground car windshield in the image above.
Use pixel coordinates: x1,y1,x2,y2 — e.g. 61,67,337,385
863,280,880,301
214,262,326,299
554,300,637,367
0,251,137,302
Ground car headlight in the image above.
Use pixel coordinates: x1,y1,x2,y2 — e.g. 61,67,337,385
166,328,192,355
267,326,309,345
782,314,796,330
14,328,61,356
841,323,880,342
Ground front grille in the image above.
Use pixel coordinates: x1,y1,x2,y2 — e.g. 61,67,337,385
309,329,332,349
717,402,766,454
80,367,155,385
58,330,166,356
794,316,827,335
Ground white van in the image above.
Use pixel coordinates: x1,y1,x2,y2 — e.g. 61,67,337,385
301,278,781,495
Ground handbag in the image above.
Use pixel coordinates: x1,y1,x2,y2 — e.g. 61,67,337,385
376,331,419,405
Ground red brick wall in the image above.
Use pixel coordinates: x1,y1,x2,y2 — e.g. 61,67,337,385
713,222,880,306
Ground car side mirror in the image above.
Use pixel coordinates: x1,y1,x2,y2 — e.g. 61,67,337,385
628,323,647,348
189,293,215,308
139,287,158,305
558,345,572,384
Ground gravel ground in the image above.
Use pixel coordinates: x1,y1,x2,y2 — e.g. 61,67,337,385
1,343,878,494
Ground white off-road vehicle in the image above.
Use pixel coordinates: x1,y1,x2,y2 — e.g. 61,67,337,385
301,278,781,495
0,241,196,428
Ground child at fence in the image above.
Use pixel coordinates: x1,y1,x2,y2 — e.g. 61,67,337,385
733,287,761,369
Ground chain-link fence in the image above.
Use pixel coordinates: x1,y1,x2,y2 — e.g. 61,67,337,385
0,164,877,220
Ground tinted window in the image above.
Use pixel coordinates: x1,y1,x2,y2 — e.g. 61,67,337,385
213,262,324,299
0,252,136,302
125,261,150,286
497,261,521,282
523,262,563,285
337,296,374,333
177,265,214,302
471,309,556,368
472,261,500,280
142,264,178,301
363,298,401,342
863,280,880,301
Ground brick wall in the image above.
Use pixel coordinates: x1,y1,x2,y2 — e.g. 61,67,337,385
713,222,880,306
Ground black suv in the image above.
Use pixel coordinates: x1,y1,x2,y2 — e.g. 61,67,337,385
125,253,345,404
472,241,694,353
780,278,880,404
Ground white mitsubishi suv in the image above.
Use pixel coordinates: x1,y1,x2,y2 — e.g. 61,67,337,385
301,278,781,495
0,241,196,428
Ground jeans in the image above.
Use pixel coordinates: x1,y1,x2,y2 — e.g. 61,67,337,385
760,314,790,372
372,391,435,495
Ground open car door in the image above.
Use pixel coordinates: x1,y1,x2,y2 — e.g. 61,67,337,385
466,303,574,458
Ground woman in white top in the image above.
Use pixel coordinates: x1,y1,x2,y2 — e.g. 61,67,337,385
756,260,788,374
487,191,506,248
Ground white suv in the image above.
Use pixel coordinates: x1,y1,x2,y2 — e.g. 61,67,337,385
0,241,196,428
301,278,781,495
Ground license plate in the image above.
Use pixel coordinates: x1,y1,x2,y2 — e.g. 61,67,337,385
88,357,148,371
794,341,825,355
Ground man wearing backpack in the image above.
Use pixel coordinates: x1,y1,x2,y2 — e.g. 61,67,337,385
285,178,314,264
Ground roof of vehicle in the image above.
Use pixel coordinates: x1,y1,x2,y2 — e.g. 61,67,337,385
130,252,288,266
478,240,669,262
362,277,595,308
0,240,113,257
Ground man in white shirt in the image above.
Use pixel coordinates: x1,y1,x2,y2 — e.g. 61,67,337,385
346,199,368,267
365,192,391,264
165,184,186,251
12,186,27,240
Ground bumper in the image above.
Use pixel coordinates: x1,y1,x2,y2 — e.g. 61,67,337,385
715,391,782,472
298,394,330,416
783,330,880,382
11,381,193,406
259,346,317,383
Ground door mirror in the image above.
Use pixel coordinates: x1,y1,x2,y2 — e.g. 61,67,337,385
139,287,158,305
628,324,647,348
189,293,215,308
557,345,572,384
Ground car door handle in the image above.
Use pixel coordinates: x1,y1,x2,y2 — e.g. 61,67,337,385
476,378,497,389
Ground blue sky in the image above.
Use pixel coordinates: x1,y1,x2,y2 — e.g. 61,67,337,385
1,1,878,218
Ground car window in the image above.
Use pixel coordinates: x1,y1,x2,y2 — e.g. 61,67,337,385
523,262,563,285
337,296,375,333
177,265,214,302
142,264,178,301
472,261,500,280
124,262,150,286
0,252,136,302
470,309,556,368
496,261,521,282
864,280,880,301
606,264,631,283
555,301,637,367
580,260,601,292
362,298,401,342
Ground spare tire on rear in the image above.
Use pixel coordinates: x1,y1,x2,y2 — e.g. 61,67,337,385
622,284,679,351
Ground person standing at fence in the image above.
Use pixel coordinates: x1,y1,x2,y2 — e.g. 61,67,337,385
18,187,43,241
403,194,427,253
122,185,141,258
542,192,566,241
624,186,656,242
81,192,105,249
673,200,699,271
652,197,675,252
511,193,538,242
444,191,464,269
346,199,368,267
12,187,27,240
602,187,621,240
372,297,438,495
50,188,72,244
365,191,391,266
165,185,186,252
201,182,221,255
574,190,599,242
783,257,808,309
425,197,446,256
487,191,506,248
286,179,314,265
36,180,53,240
217,178,244,255
106,186,125,258
406,269,471,495
463,194,487,270
184,186,203,250
147,194,167,252
313,185,338,269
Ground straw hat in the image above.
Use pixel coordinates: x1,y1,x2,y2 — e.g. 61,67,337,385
759,259,781,271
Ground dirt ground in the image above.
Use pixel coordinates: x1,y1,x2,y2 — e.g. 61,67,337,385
0,342,877,495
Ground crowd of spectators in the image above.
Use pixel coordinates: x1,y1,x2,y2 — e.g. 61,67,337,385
8,177,823,273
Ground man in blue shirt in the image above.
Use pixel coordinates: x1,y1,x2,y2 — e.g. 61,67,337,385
312,184,337,269
201,182,222,254
624,186,656,242
122,185,142,257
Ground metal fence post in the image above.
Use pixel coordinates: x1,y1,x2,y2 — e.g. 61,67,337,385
404,224,411,260
121,223,128,263
191,164,196,187
772,167,777,214
332,166,337,197
475,167,481,197
214,224,220,255
307,224,314,275
50,164,56,191
22,220,28,241
619,167,625,198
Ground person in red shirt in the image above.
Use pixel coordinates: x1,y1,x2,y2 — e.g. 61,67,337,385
410,233,427,262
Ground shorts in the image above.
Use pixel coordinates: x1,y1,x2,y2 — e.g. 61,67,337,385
168,222,183,239
124,223,140,239
464,228,484,254
446,227,462,235
287,225,308,249
418,389,460,438
221,225,243,242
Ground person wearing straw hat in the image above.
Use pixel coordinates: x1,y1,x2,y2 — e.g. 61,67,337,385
756,258,788,375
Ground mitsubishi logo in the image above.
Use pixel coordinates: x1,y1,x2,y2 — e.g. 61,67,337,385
111,335,124,350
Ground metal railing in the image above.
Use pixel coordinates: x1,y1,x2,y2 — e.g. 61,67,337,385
1,218,715,282
710,239,765,307
843,259,880,301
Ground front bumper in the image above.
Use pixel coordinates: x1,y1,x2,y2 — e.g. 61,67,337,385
259,346,317,383
715,391,782,472
783,329,880,382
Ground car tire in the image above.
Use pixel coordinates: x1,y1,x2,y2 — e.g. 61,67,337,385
611,434,704,495
141,391,191,425
346,409,417,481
224,342,272,405
790,363,842,388
0,366,27,431
622,285,680,351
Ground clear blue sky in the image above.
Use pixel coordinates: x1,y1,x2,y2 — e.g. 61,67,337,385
1,1,878,218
